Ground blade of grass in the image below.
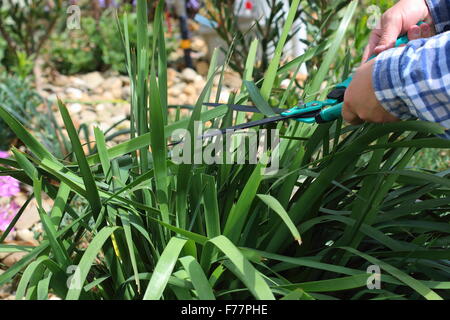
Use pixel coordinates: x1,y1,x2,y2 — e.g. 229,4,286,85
208,236,275,300
66,227,119,300
257,194,302,245
58,99,102,220
179,256,215,300
341,247,443,300
143,237,188,300
260,0,301,100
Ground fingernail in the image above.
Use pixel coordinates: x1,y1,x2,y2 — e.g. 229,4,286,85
374,45,385,52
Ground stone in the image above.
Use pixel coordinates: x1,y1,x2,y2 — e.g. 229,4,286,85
14,199,40,230
53,74,71,87
46,93,58,102
296,73,308,85
2,252,27,267
120,76,130,86
219,91,230,103
101,91,116,100
191,37,208,56
193,77,206,91
81,72,104,90
195,61,210,76
102,76,122,91
167,68,179,82
181,68,198,82
79,110,97,123
93,87,105,95
223,71,242,90
122,86,131,100
65,87,84,100
16,229,34,242
178,93,188,102
183,84,197,97
168,82,187,97
71,77,88,88
280,79,291,89
95,103,106,112
68,103,83,114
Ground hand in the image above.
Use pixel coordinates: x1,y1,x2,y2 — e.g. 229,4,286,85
344,13,436,125
362,0,434,62
342,59,399,125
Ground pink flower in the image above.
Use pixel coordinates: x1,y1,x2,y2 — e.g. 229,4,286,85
0,176,20,197
0,151,9,159
0,201,19,233
0,150,20,197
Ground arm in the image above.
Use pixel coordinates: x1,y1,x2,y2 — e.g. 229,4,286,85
372,31,450,136
426,0,450,33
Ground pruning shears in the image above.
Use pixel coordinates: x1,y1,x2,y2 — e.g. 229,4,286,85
202,24,421,137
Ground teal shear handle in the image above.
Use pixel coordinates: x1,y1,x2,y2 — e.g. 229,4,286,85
314,21,424,123
319,102,344,122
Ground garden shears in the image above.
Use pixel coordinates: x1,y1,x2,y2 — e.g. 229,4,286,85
202,25,420,137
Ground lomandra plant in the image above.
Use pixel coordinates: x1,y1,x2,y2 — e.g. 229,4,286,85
0,0,450,300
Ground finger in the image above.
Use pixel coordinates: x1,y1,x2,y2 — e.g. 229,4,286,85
362,29,382,62
407,25,422,41
420,23,432,38
342,104,363,125
380,109,400,123
374,14,402,54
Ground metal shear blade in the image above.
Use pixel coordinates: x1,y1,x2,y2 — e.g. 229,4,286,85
203,102,287,115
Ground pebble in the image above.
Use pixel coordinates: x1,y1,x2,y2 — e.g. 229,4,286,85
2,252,27,267
281,79,291,89
79,110,98,123
81,72,105,90
195,61,210,76
16,229,35,242
181,68,197,82
169,82,187,97
36,66,234,139
71,77,87,88
68,103,83,114
167,68,179,81
65,87,84,100
183,85,197,97
122,86,131,100
102,77,123,99
95,103,106,112
102,77,122,90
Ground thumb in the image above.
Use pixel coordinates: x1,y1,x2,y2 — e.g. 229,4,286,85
373,16,402,54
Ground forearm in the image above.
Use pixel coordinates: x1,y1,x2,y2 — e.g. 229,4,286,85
372,32,450,136
426,0,450,32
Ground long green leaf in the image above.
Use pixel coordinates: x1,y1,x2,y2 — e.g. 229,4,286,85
143,237,187,300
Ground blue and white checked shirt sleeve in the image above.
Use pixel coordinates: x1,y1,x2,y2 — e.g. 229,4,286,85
372,0,450,139
426,0,450,33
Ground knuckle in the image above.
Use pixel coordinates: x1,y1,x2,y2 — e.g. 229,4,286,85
358,111,370,122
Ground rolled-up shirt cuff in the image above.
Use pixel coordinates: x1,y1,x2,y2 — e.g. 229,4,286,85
426,0,450,33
